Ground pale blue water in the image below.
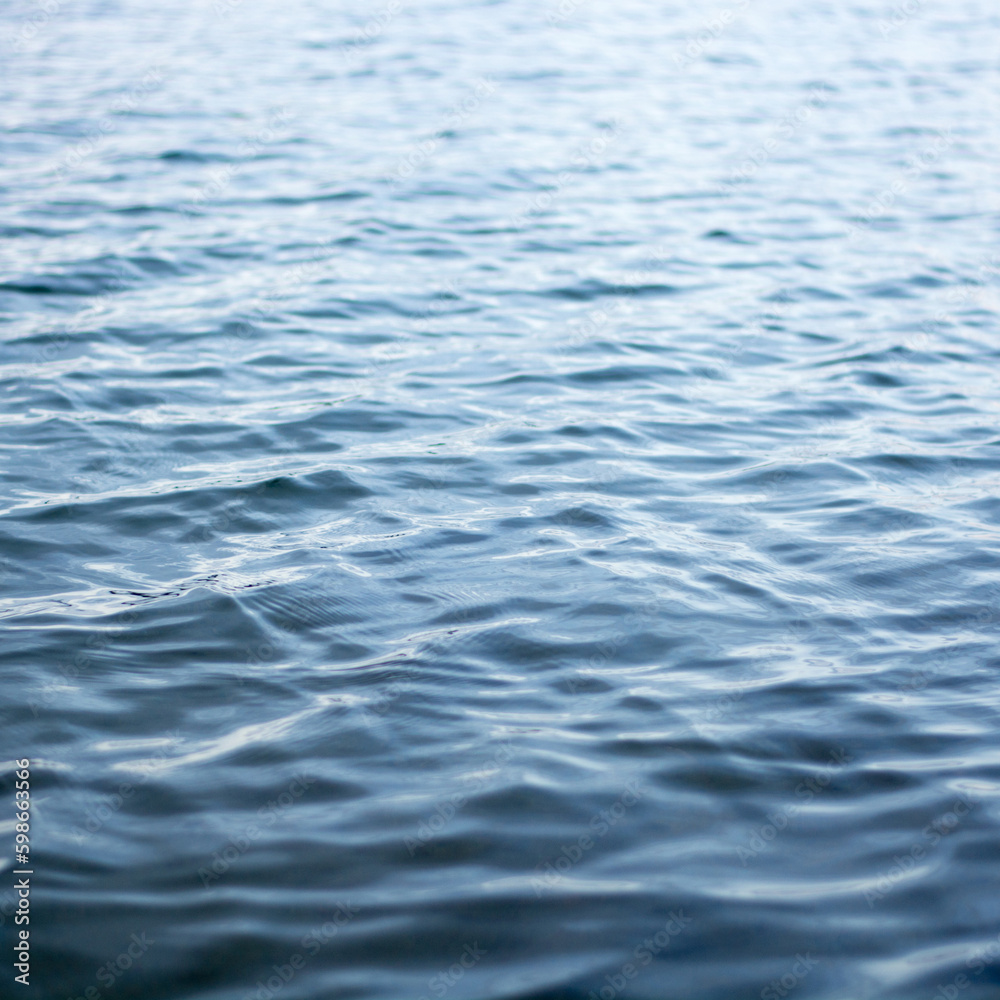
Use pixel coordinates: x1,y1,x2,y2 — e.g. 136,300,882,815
2,1,1000,998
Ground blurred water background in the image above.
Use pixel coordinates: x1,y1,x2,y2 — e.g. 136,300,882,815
2,1,1000,998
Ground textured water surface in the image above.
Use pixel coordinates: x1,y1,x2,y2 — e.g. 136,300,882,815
2,1,1000,998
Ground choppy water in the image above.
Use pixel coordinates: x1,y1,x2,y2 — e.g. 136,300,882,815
3,1,1000,998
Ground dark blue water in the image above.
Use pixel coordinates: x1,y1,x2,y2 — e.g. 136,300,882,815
3,1,1000,998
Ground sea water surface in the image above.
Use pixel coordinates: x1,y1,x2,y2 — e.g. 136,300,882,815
2,1,1000,998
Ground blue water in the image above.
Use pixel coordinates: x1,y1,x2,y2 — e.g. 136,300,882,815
3,1,1000,998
